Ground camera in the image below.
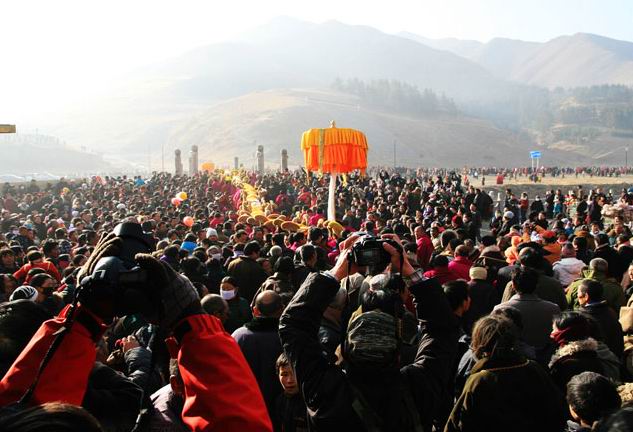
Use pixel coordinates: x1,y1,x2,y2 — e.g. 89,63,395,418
79,222,154,316
349,235,402,269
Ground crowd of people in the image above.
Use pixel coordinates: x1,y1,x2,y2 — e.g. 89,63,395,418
1,168,633,431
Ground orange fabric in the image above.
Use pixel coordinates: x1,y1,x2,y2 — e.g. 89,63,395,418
543,242,562,265
0,305,103,406
0,308,272,432
301,127,368,174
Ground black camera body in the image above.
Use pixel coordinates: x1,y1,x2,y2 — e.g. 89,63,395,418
79,222,154,317
349,235,402,268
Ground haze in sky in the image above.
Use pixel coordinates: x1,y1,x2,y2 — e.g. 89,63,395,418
2,0,632,127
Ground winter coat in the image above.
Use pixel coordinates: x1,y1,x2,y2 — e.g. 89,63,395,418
495,294,560,352
446,354,566,432
232,316,283,422
260,272,295,294
275,393,309,432
549,338,603,394
463,279,499,334
552,258,586,287
502,272,567,311
279,272,459,431
252,272,296,305
595,340,621,381
124,345,163,395
448,256,473,281
424,267,459,285
566,270,626,312
0,305,272,431
83,362,143,432
594,244,624,282
227,256,269,303
148,384,188,432
581,301,624,359
224,296,252,334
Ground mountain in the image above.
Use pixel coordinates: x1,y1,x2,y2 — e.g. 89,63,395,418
34,18,633,174
509,33,633,88
470,38,541,80
396,31,483,59
43,17,512,161
156,17,507,103
399,31,633,88
165,88,585,168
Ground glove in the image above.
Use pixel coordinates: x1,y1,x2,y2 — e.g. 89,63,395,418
134,254,202,331
76,232,124,321
78,232,123,283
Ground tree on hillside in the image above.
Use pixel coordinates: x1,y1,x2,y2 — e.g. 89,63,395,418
331,77,459,116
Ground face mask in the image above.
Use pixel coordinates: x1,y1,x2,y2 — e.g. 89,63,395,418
221,290,236,300
211,253,222,262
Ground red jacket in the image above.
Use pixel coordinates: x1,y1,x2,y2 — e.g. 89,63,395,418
0,306,272,432
416,235,434,271
448,256,472,281
423,267,458,285
13,261,61,283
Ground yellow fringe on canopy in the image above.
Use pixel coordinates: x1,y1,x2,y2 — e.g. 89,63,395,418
301,127,368,175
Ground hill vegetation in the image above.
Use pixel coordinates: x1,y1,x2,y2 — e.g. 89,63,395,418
331,78,459,116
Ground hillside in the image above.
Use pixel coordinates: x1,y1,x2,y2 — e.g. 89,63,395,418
0,134,112,176
511,33,633,88
133,17,508,104
41,17,512,162
32,19,633,172
396,31,484,59
400,31,633,88
470,38,541,79
165,88,584,168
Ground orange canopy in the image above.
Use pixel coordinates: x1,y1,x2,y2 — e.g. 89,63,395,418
301,125,368,175
201,161,215,172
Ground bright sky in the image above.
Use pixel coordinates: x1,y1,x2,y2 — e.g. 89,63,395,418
2,0,632,125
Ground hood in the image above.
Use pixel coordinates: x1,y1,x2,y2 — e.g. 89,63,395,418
554,258,586,272
549,338,598,367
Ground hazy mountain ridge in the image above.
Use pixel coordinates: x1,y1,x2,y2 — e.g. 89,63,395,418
400,31,633,88
30,18,633,173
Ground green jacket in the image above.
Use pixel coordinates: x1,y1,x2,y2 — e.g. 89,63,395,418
445,355,565,432
566,269,625,312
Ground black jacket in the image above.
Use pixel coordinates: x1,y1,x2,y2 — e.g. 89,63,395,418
581,301,624,359
232,316,283,424
83,362,143,432
279,272,459,432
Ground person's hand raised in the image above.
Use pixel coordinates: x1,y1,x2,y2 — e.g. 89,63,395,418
328,234,363,281
380,233,415,277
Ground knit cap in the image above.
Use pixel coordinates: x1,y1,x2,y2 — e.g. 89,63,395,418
346,310,398,365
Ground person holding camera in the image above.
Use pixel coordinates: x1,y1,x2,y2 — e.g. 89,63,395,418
279,233,460,431
0,223,272,432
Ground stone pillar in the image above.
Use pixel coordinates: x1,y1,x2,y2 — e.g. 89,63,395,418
189,145,199,175
256,145,264,174
281,149,288,171
175,149,183,176
234,157,239,170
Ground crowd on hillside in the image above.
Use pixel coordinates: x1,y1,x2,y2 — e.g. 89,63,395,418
2,168,633,431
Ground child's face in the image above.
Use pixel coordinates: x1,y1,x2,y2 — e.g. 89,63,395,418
278,365,298,396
